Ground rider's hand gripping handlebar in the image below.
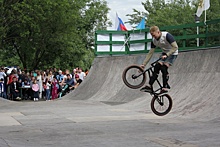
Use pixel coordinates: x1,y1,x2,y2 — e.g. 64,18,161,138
150,58,162,67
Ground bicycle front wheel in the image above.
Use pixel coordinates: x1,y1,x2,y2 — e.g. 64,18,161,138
151,94,172,116
122,65,146,89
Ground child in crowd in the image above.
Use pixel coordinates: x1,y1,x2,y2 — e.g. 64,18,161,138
45,80,51,101
32,79,39,101
51,77,58,100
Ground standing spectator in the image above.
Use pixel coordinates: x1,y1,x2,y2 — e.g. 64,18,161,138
56,70,64,92
46,70,54,99
78,68,86,81
36,71,43,99
13,69,19,79
43,82,46,99
41,71,46,99
0,68,6,81
51,77,58,100
31,71,35,77
16,66,21,74
0,68,7,98
7,70,16,97
33,70,37,77
53,68,59,78
45,80,51,101
18,71,25,84
4,68,9,97
56,70,64,83
0,78,6,98
10,77,21,101
7,70,15,85
26,71,32,83
45,69,50,76
29,76,35,88
32,79,39,101
47,70,54,82
41,71,47,83
29,76,36,100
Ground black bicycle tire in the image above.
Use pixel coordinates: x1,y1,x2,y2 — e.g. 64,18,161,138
122,65,146,89
151,94,172,116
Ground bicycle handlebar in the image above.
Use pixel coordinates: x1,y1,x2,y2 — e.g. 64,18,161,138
150,58,162,67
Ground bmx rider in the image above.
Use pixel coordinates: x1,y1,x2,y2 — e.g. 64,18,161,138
140,26,178,93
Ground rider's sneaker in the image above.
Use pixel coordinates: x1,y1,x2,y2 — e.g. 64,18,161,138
159,88,169,94
140,85,153,93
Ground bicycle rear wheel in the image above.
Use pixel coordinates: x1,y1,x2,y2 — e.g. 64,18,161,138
122,65,146,89
151,94,172,116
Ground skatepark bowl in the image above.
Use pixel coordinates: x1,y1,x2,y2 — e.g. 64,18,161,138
0,48,220,147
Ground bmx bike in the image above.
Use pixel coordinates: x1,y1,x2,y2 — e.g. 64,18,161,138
122,58,172,116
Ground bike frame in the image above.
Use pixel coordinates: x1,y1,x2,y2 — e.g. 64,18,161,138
134,58,163,94
123,59,173,116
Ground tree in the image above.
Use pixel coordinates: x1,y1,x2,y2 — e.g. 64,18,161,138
126,0,220,48
127,0,220,27
0,0,110,71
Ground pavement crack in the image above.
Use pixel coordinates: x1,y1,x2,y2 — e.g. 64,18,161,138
146,137,199,147
1,138,10,147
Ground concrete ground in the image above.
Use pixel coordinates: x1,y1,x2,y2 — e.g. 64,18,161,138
0,48,220,147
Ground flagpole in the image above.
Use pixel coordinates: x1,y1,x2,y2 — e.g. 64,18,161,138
195,14,200,47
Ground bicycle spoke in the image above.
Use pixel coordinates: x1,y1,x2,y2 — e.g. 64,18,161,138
122,65,146,89
125,67,144,86
153,96,171,114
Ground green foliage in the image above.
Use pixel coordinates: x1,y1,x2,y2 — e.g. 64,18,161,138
0,0,110,71
127,0,220,27
126,0,220,49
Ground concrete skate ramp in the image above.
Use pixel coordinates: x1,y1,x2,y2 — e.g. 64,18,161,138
66,48,220,120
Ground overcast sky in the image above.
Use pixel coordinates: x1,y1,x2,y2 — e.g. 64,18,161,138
105,0,145,30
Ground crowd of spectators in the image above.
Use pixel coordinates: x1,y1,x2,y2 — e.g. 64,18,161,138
0,66,88,101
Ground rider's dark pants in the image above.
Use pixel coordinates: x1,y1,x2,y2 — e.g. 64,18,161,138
149,63,161,86
149,63,169,88
161,65,170,88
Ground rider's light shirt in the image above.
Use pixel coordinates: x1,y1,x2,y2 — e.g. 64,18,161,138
152,32,178,55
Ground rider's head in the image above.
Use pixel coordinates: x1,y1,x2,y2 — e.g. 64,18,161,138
150,26,161,40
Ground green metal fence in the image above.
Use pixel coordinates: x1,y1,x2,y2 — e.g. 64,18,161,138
95,19,220,56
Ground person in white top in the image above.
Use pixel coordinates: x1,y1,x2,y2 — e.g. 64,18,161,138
47,70,54,82
140,26,178,93
0,68,6,82
36,71,43,99
77,68,86,81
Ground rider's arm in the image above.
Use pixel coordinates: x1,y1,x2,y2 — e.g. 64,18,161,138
166,41,178,56
165,33,178,57
142,47,155,66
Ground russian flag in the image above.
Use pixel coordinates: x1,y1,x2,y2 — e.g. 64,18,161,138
115,13,127,31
